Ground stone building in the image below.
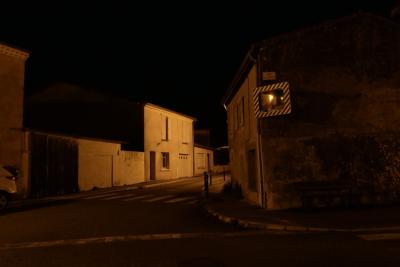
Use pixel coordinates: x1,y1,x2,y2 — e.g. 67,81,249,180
222,13,400,210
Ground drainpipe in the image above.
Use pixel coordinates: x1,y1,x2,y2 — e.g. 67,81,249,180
257,121,265,208
254,45,266,208
192,121,195,177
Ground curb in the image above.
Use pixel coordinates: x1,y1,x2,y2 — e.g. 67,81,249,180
203,203,400,233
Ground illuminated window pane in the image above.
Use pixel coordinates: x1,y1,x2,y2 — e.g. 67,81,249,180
259,89,284,111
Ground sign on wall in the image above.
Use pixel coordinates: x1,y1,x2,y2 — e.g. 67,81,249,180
262,71,277,81
253,81,291,118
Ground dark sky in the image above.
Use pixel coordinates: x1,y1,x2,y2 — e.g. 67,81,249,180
1,1,396,146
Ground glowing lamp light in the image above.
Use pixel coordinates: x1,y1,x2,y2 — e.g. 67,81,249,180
259,89,284,111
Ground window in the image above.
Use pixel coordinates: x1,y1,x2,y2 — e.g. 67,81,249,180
238,97,245,127
161,152,170,169
162,116,169,141
182,121,190,144
259,89,284,112
236,104,240,129
247,150,257,192
229,107,234,136
232,106,236,130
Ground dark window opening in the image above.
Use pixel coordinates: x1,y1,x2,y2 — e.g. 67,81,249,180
162,152,170,169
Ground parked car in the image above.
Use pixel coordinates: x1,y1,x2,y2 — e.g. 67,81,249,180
0,165,18,211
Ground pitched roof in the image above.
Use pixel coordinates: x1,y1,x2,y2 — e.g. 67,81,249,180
25,83,144,149
144,102,197,121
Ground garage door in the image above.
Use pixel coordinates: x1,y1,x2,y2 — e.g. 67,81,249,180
30,133,78,197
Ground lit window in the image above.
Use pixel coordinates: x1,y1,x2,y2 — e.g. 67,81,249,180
162,152,170,169
259,89,284,111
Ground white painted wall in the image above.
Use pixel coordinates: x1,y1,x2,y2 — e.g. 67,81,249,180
78,139,144,191
115,151,144,186
194,146,214,176
144,104,194,181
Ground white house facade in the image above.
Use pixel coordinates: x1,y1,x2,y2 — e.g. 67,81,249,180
194,145,214,176
144,103,195,181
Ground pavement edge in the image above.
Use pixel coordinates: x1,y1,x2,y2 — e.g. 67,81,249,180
202,201,400,233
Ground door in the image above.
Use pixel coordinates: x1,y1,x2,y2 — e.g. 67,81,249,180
30,133,78,197
150,151,156,180
247,150,257,192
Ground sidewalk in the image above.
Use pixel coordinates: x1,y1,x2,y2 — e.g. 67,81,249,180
203,179,400,233
10,175,201,208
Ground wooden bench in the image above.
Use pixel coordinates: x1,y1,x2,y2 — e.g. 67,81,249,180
293,180,360,209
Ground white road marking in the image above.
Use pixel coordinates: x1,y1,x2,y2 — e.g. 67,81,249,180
122,194,154,201
0,231,287,250
164,196,196,203
143,195,175,202
103,193,136,200
358,232,400,241
82,193,119,200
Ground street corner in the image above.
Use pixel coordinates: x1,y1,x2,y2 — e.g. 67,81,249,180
202,199,323,233
202,201,248,229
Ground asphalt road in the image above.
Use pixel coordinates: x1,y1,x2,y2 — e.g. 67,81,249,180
1,177,400,266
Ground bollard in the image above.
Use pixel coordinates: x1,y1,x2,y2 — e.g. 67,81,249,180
204,171,209,197
209,171,212,186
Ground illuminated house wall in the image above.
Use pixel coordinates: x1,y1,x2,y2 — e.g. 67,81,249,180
0,43,29,196
223,13,400,210
24,130,144,196
194,145,214,176
144,103,195,180
78,138,144,191
24,86,197,196
226,65,261,205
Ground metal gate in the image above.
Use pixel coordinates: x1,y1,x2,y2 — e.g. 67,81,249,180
30,133,79,197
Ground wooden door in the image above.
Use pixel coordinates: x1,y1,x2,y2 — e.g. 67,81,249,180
150,151,156,180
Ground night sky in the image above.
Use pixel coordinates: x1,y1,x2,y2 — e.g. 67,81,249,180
1,1,396,147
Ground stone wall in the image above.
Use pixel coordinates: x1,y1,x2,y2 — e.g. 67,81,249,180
258,14,400,209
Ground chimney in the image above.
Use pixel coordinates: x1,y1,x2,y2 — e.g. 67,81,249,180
391,0,400,22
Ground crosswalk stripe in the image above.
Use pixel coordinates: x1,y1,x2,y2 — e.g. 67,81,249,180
82,193,118,200
122,194,154,202
187,200,198,205
164,196,196,203
358,233,400,241
143,195,175,202
103,193,136,200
